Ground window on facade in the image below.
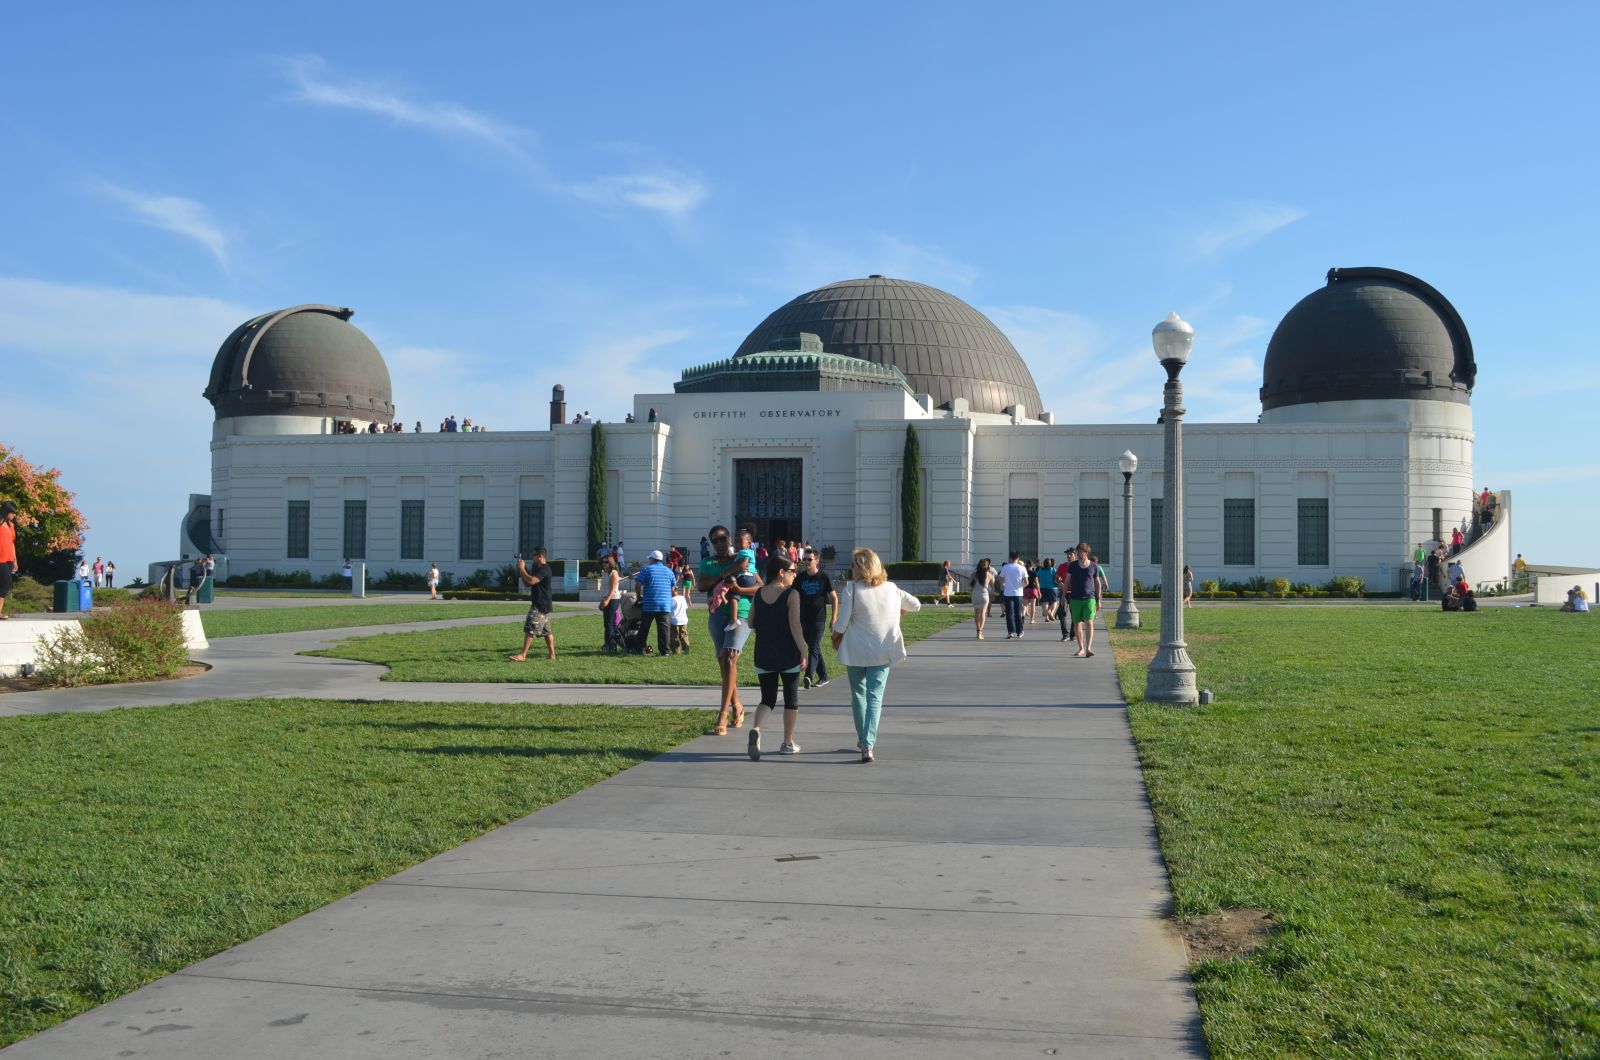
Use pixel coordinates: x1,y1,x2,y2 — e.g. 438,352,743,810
459,500,484,561
400,500,425,560
287,501,310,559
343,500,367,560
1223,498,1255,565
518,500,545,557
1079,499,1110,564
1007,499,1038,559
1298,499,1330,565
1149,497,1163,566
214,508,224,549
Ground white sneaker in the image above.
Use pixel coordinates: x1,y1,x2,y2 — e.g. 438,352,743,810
779,741,801,754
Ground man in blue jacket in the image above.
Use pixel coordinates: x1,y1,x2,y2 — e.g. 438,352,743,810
634,549,677,655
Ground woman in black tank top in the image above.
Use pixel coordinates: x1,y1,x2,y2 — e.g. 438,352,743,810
746,554,807,761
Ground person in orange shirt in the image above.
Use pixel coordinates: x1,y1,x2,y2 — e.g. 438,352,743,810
0,501,17,620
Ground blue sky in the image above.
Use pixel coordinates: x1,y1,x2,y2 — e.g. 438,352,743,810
3,2,1596,572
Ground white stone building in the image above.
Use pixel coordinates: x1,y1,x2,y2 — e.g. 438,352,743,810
184,269,1509,591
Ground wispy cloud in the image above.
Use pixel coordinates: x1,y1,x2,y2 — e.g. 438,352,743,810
1190,201,1306,258
279,55,530,159
275,55,706,219
86,179,230,268
568,173,708,219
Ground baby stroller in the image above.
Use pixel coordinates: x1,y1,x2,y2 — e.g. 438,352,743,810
617,590,654,654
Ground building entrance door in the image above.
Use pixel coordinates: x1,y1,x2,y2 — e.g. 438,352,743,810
735,458,804,548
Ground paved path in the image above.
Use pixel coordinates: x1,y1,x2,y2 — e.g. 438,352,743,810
3,617,1203,1058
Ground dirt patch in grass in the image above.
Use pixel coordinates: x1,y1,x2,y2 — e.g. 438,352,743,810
1179,907,1278,962
1107,630,1226,668
0,661,209,694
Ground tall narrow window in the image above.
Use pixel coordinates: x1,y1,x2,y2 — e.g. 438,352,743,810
518,500,545,556
343,500,367,560
1149,497,1164,566
459,500,484,561
1223,499,1255,566
287,501,310,559
1298,499,1330,566
400,500,425,560
1079,499,1110,564
1007,499,1038,559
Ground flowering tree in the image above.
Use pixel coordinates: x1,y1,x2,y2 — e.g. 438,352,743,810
0,443,87,581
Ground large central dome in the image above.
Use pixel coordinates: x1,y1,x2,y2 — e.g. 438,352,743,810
733,276,1042,415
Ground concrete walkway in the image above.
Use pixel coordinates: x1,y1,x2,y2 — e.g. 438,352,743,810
2,616,1203,1058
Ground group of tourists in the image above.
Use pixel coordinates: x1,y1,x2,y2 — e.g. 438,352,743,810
962,548,1112,655
74,556,117,587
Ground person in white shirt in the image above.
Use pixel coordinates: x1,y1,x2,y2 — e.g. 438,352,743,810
427,562,441,600
998,551,1028,639
669,583,692,653
831,547,922,763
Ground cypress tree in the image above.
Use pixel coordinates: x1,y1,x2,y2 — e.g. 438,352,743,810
587,422,607,557
901,423,921,561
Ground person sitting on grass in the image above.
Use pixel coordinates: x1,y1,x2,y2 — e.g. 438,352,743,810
1561,586,1590,613
508,546,556,662
1441,585,1462,612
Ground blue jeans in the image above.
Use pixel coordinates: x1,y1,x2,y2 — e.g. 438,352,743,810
601,599,622,652
803,612,829,683
848,664,891,750
1002,595,1024,636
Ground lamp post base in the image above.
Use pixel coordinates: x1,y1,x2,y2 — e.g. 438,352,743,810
1145,644,1198,704
1114,602,1141,629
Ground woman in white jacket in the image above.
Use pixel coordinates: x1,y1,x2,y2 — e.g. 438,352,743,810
831,547,922,763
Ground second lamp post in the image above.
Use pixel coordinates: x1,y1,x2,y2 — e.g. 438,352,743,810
1115,449,1140,629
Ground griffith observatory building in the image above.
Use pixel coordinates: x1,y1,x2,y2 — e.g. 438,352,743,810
182,269,1510,591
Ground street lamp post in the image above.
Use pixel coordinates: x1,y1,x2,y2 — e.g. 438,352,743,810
1115,449,1141,629
1145,313,1198,704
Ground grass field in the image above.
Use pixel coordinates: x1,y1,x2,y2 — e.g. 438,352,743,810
0,698,710,1048
308,604,972,684
201,601,532,638
1111,605,1599,1058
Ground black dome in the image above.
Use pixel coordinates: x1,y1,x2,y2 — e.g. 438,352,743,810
733,277,1042,415
205,305,394,421
1261,268,1474,412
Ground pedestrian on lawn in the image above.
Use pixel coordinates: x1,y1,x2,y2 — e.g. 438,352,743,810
634,549,676,656
508,546,556,662
598,555,624,653
831,547,921,764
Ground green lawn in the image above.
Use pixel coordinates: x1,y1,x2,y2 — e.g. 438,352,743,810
0,698,710,1048
201,601,532,638
307,605,971,684
1112,606,1600,1058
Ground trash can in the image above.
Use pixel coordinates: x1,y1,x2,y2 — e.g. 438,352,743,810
196,576,214,604
78,579,94,611
53,579,81,613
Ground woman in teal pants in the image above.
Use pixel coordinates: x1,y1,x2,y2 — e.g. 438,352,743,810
830,547,922,763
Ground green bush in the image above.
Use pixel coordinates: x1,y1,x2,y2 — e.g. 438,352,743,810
1270,577,1291,597
1200,579,1220,593
221,568,315,588
3,577,53,614
1327,575,1365,596
34,598,188,687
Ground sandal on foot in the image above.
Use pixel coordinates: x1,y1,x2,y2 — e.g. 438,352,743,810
731,707,746,729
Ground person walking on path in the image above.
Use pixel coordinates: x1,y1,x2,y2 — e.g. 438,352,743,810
999,552,1028,639
105,560,115,588
832,547,922,763
937,560,959,607
969,558,994,639
427,562,441,600
598,556,624,654
92,556,104,588
748,553,808,760
0,501,17,620
634,550,676,656
795,548,837,688
508,547,556,662
1023,561,1041,624
1038,557,1057,621
1182,564,1194,608
1065,543,1099,657
697,525,750,735
1056,549,1078,642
